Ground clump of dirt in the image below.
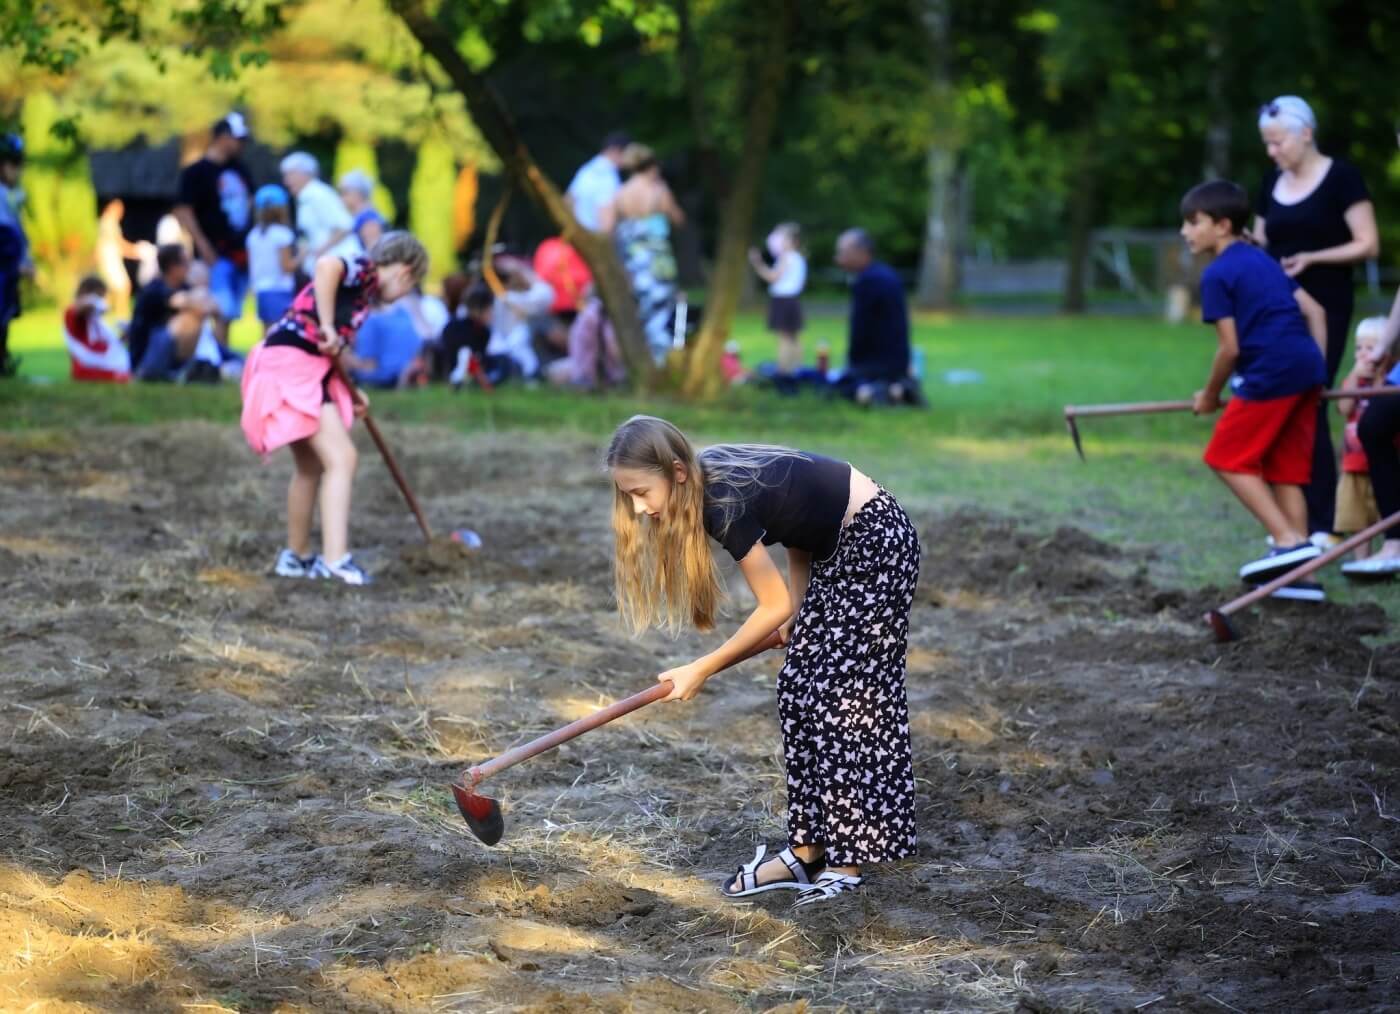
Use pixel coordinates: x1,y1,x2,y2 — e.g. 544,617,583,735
1,422,1397,1012
397,533,476,577
917,508,1149,604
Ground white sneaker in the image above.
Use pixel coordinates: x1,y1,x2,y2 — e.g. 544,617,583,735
1270,580,1326,602
1341,555,1400,578
1309,531,1340,550
310,553,371,586
273,548,314,578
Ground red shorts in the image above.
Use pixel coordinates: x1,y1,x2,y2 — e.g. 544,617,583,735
1203,389,1319,484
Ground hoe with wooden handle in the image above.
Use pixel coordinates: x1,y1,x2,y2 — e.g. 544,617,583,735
1065,386,1400,461
452,631,784,845
1204,510,1400,642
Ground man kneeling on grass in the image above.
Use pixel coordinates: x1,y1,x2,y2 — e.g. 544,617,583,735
1181,179,1330,600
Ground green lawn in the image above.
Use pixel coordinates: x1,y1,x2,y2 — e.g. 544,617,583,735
4,304,1394,606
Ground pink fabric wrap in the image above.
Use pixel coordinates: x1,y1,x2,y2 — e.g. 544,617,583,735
240,341,355,457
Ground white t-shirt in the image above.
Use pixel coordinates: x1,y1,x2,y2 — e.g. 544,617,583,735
487,280,555,377
296,179,359,276
770,251,807,297
246,223,295,294
565,154,621,231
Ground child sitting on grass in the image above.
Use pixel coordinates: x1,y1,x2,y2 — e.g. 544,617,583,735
1180,179,1329,599
1335,318,1393,563
63,276,130,382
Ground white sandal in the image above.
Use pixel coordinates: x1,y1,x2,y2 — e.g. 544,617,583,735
721,845,819,898
793,870,864,907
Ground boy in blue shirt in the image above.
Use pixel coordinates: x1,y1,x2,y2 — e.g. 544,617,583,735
1181,180,1329,595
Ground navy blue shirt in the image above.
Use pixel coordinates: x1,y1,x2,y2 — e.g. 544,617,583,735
848,262,910,378
1200,241,1325,400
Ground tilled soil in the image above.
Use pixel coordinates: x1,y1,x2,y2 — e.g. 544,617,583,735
1,423,1397,1012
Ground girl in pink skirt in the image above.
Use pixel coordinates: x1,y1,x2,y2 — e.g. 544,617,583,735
240,232,428,585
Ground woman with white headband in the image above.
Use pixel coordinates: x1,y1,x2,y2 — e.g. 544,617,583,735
1253,95,1379,543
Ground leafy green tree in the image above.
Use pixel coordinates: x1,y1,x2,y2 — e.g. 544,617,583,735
19,93,97,302
408,134,458,283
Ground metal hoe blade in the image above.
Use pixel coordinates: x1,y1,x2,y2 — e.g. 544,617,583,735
451,780,504,846
1204,609,1238,644
1065,412,1086,462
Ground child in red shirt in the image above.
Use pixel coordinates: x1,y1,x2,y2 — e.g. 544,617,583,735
63,276,130,383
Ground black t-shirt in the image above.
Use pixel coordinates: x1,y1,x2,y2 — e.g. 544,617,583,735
177,156,254,260
434,316,491,379
1256,158,1370,314
127,279,180,369
701,449,852,563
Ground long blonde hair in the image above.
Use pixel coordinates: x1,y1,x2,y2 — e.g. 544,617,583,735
605,415,804,635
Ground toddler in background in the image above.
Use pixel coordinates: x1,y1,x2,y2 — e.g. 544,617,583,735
1334,317,1393,560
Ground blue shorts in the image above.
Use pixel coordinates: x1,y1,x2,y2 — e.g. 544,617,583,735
255,289,294,326
210,257,249,321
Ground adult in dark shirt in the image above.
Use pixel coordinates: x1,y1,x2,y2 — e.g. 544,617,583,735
1252,95,1379,536
128,244,212,381
174,113,254,349
833,228,915,405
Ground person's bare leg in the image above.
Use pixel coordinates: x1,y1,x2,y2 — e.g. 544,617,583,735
1373,538,1400,560
169,311,202,362
777,332,800,373
1214,471,1307,546
308,403,357,561
287,439,322,557
1272,483,1308,539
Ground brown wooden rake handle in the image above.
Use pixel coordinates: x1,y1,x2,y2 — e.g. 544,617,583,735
1064,400,1193,419
330,359,434,542
468,630,784,784
1066,385,1400,421
1207,509,1400,623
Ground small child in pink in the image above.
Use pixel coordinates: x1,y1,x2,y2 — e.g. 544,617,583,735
240,232,428,585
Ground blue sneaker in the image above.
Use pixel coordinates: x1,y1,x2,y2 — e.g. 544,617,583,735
273,548,315,578
1240,542,1320,583
310,553,371,586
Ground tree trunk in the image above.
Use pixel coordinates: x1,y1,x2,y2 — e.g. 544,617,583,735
915,146,961,308
1062,133,1098,314
914,0,961,309
1203,38,1231,180
388,0,654,385
679,0,797,400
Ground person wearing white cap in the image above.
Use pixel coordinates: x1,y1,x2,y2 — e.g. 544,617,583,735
173,112,254,347
281,152,359,278
1253,95,1379,542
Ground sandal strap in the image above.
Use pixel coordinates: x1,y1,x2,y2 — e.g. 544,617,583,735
794,871,864,907
733,844,768,894
776,846,814,885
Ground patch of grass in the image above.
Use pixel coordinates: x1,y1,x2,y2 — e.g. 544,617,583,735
5,305,1397,608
